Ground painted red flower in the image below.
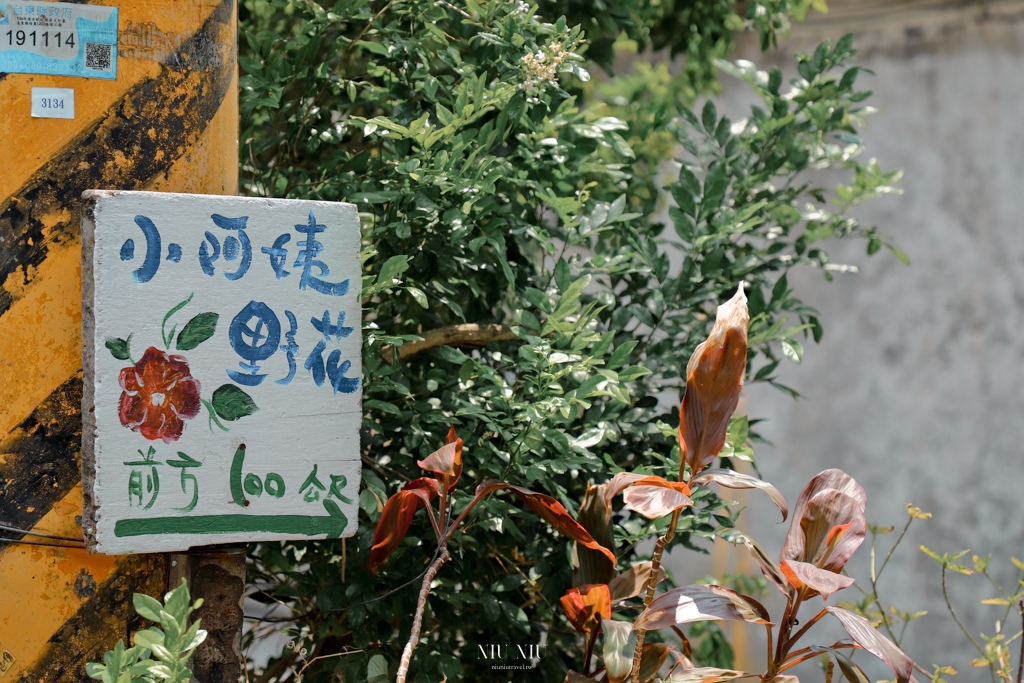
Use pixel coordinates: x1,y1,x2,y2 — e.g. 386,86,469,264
118,346,202,443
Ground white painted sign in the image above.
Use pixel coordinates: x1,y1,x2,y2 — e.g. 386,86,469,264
81,191,362,554
31,87,73,118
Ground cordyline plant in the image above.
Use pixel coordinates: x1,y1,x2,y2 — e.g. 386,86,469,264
369,426,616,682
560,286,919,683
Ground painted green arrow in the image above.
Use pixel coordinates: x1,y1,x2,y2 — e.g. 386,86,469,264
114,509,348,539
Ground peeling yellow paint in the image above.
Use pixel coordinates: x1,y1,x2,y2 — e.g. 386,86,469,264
0,0,238,675
0,242,82,437
0,486,118,682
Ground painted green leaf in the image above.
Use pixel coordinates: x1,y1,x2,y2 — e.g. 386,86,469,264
211,384,258,421
176,312,219,351
105,335,132,361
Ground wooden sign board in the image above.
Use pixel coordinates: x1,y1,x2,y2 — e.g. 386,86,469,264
81,190,362,554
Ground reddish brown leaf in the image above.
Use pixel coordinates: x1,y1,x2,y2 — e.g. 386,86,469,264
622,478,694,519
834,656,871,683
679,285,749,477
368,478,440,571
474,481,617,564
780,559,855,599
732,533,788,595
565,673,593,683
638,642,670,683
560,584,611,634
826,606,916,683
604,472,649,503
575,483,617,586
664,668,756,682
634,584,771,631
416,429,463,491
608,561,667,601
690,468,788,521
781,469,866,574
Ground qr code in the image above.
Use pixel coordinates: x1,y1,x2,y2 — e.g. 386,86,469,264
84,42,112,71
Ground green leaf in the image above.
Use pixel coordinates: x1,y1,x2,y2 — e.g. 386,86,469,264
617,365,652,382
406,286,429,308
105,334,132,361
211,384,259,421
780,339,803,363
376,255,411,290
702,100,717,134
606,341,637,370
886,243,911,265
176,313,219,351
559,274,591,308
367,654,389,683
364,399,401,415
132,629,162,649
356,40,390,56
133,594,164,622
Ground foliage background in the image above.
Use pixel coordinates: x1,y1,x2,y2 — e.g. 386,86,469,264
236,0,902,680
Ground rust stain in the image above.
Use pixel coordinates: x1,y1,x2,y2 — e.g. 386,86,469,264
73,569,97,599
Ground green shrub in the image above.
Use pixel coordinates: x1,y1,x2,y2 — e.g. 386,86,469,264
86,581,206,683
238,0,902,680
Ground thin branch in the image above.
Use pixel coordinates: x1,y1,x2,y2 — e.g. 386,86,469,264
396,548,451,683
381,323,520,363
876,516,914,582
630,507,682,683
941,565,992,683
1017,600,1024,683
785,608,827,647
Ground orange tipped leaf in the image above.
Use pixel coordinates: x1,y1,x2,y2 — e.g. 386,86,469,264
473,481,616,564
368,478,440,571
679,284,749,478
560,584,611,634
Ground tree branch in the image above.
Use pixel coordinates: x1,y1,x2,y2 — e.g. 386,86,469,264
381,324,520,363
396,548,451,683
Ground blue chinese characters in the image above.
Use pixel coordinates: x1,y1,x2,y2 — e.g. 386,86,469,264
227,301,282,386
118,209,359,394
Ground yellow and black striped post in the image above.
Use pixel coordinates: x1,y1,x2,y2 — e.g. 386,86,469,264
0,0,239,679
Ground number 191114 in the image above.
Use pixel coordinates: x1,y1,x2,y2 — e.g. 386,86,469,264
5,30,76,48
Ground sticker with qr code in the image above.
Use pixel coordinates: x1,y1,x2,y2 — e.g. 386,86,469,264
0,1,117,79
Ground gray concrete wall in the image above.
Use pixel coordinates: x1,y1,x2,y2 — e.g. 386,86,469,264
660,2,1024,674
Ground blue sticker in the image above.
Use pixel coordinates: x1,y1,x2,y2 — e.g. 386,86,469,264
0,1,118,80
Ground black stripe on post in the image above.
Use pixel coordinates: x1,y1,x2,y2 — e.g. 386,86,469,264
0,375,83,557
